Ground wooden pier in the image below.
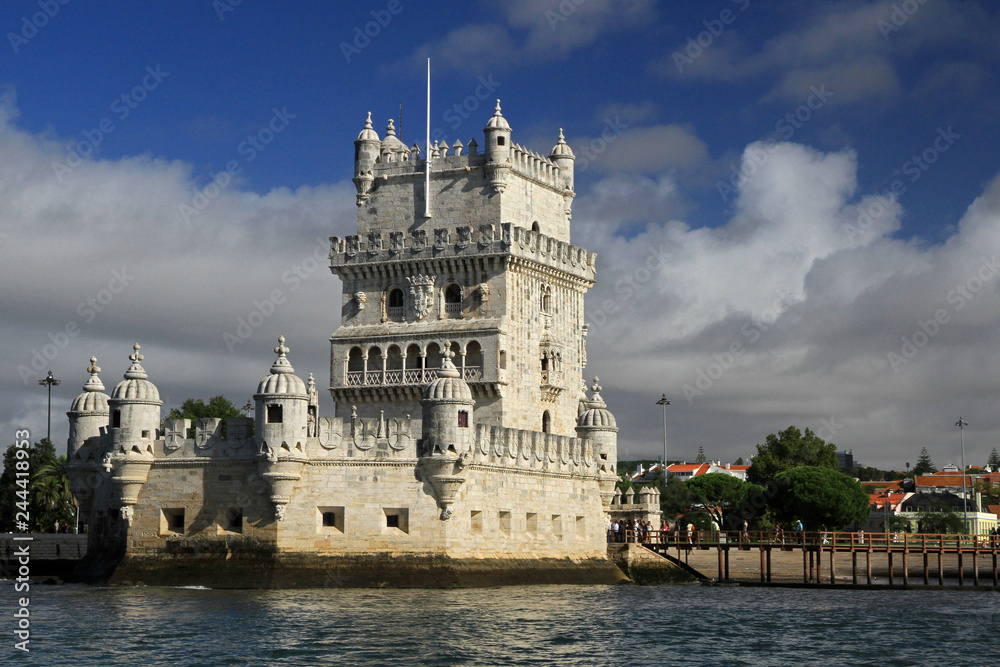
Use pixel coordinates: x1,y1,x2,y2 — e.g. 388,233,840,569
613,530,1000,588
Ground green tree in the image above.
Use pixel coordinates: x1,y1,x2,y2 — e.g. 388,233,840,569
746,426,838,485
913,447,936,475
695,446,706,464
658,475,692,519
735,457,745,465
166,395,243,437
915,505,965,534
685,473,765,530
0,439,75,532
769,466,870,530
987,447,1000,469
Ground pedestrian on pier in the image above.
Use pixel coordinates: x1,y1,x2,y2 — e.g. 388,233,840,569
742,519,749,544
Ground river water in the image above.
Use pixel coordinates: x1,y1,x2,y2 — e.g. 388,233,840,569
3,582,999,666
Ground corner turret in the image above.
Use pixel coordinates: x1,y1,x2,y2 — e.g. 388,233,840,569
549,128,575,193
67,356,109,459
108,343,162,445
575,377,618,512
483,100,512,193
419,347,475,519
353,112,380,206
254,335,309,450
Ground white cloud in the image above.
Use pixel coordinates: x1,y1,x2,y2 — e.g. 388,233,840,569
411,0,657,71
578,139,1000,468
0,95,356,448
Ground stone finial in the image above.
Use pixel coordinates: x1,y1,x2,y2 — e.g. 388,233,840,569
386,118,397,137
357,112,379,141
124,343,147,380
83,356,105,393
270,336,294,375
591,377,601,393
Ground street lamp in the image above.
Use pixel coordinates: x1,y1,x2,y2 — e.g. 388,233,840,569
956,417,969,533
38,370,61,444
656,394,670,476
883,488,891,534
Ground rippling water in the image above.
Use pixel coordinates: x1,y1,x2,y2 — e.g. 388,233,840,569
4,582,1000,666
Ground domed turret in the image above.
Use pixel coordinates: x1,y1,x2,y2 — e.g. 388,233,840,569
108,343,162,444
67,356,109,459
576,377,619,512
549,128,575,193
483,100,512,193
254,336,309,450
421,348,475,455
380,118,410,162
353,112,380,206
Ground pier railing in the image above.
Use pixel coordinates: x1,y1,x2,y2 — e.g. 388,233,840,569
607,529,1000,587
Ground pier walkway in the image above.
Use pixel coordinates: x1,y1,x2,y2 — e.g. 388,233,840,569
612,530,1000,588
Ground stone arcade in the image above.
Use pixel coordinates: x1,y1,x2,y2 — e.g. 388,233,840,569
67,103,657,586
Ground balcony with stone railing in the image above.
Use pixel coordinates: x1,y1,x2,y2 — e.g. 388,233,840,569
345,366,484,388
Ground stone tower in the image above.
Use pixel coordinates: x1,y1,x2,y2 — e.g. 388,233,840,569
329,101,595,437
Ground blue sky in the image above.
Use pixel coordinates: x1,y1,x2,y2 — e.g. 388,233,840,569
3,0,1000,469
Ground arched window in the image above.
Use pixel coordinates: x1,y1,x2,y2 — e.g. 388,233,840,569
444,283,462,317
540,285,551,314
531,221,540,233
542,411,551,434
386,287,404,321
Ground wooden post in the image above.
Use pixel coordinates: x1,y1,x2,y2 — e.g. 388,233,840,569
902,550,909,586
958,551,964,586
923,550,929,586
724,546,730,582
992,550,998,587
973,549,979,587
718,544,724,582
888,551,894,586
766,547,772,584
866,548,872,585
802,544,809,584
760,546,766,583
829,548,836,585
937,551,944,586
852,550,858,585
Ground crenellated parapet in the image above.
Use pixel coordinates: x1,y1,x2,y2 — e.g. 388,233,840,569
330,223,596,284
460,422,598,476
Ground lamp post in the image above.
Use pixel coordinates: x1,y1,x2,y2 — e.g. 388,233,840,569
956,417,969,533
656,394,670,477
38,370,61,444
883,489,891,534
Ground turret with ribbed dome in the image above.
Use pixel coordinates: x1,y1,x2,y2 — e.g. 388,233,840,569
67,356,110,459
353,111,380,206
576,377,619,512
549,128,575,193
483,99,512,193
254,336,309,451
108,343,162,445
421,347,475,456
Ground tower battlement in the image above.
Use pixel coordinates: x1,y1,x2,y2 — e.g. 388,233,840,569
352,101,576,244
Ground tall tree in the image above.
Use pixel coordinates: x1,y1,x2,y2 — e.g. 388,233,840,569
769,466,871,530
695,446,706,464
685,473,765,530
913,447,936,475
987,447,1000,470
0,439,75,532
746,426,838,485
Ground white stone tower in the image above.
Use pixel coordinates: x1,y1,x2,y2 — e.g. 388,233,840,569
329,101,596,437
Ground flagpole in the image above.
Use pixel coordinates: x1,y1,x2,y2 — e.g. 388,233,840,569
424,58,431,219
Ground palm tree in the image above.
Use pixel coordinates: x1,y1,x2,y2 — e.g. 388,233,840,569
31,455,75,532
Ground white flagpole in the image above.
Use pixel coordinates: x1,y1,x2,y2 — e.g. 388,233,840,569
425,57,431,218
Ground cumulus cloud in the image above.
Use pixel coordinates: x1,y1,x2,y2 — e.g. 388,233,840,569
0,94,356,447
577,140,1000,467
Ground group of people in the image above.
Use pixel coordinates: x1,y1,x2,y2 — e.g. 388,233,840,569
608,519,658,543
608,518,700,544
